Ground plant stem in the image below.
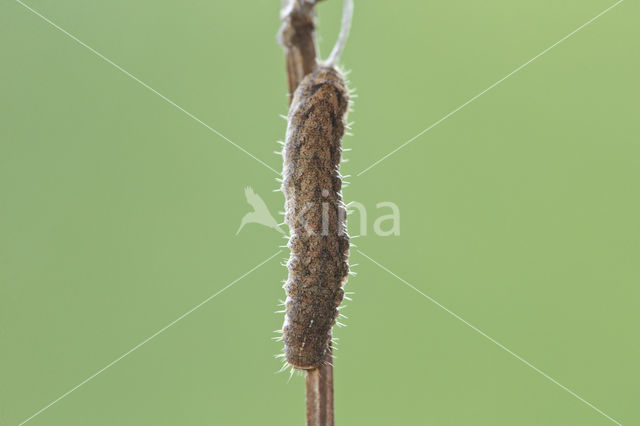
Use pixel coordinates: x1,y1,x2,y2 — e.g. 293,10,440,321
280,2,335,425
305,346,334,426
279,0,322,100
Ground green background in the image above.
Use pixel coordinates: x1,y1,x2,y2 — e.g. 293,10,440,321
1,0,638,425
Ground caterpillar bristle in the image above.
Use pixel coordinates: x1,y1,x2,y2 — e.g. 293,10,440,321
275,361,290,375
280,66,350,370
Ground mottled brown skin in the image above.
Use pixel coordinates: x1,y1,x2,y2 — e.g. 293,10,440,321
282,67,350,370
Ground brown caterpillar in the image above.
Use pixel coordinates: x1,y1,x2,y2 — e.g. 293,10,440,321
281,66,350,370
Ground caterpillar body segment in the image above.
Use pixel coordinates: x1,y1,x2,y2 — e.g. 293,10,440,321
281,66,350,370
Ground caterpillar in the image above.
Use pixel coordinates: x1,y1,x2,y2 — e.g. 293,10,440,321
281,66,350,370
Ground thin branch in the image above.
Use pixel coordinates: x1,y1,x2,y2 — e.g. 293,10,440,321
280,2,343,425
278,0,323,100
305,346,334,426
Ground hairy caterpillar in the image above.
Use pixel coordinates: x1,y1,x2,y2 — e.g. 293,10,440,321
281,66,350,370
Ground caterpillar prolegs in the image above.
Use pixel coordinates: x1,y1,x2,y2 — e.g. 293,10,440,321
281,66,350,370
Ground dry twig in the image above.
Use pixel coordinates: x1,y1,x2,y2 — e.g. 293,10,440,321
305,347,334,426
279,2,353,425
279,0,323,101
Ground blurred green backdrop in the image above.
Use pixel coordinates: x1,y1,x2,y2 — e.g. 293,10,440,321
1,1,638,425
